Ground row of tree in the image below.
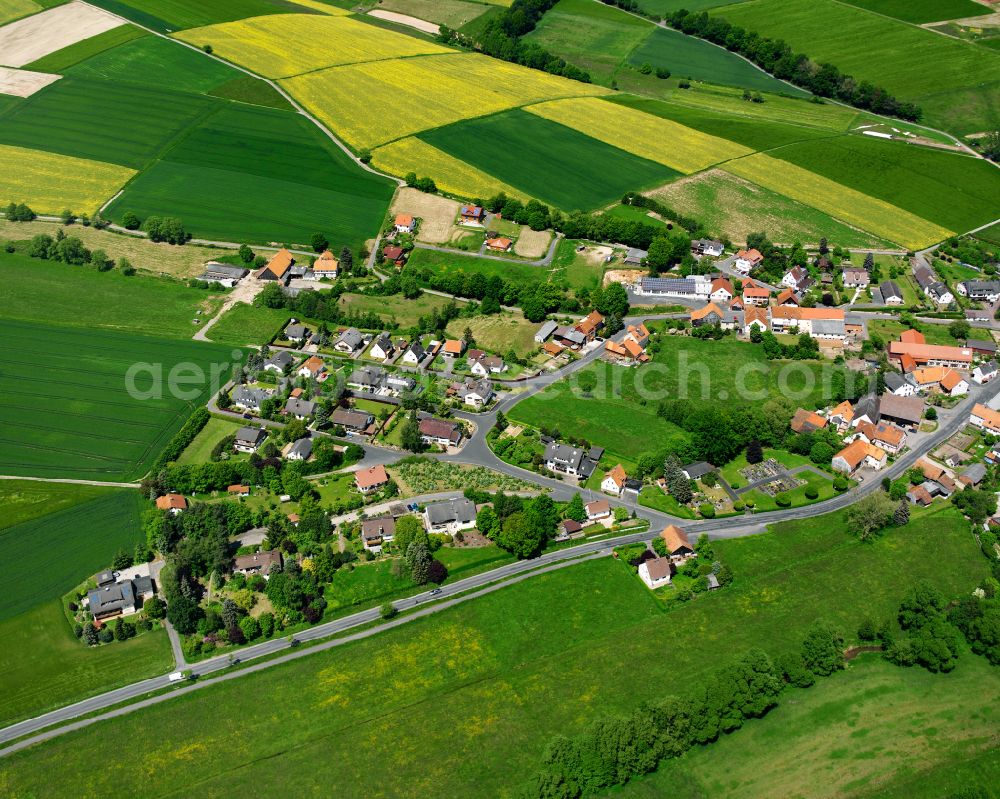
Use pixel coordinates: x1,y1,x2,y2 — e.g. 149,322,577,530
665,10,921,120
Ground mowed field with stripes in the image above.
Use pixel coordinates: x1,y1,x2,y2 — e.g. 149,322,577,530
0,319,237,481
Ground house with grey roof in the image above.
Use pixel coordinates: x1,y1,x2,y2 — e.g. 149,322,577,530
348,366,386,393
402,341,426,365
285,323,309,342
635,276,710,299
232,385,275,412
334,327,364,354
369,333,395,360
960,463,987,487
286,437,313,461
284,396,316,420
198,262,248,287
624,248,647,266
234,426,267,453
879,280,904,305
331,408,374,432
87,570,154,621
535,320,558,343
263,350,294,374
958,280,1000,303
544,442,597,478
974,360,998,385
884,372,916,397
451,377,494,408
423,498,477,534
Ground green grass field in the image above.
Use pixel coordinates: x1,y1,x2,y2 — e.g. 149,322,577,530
207,74,294,109
105,101,394,250
868,319,963,347
0,600,172,726
407,246,550,287
839,0,989,24
0,492,142,622
24,25,149,72
510,337,834,463
175,416,243,464
650,168,891,248
376,0,492,28
614,655,1000,799
339,291,455,328
0,480,117,531
85,0,314,33
769,136,1000,237
0,318,239,481
629,26,807,95
0,504,984,796
419,109,680,210
712,0,1000,135
0,253,224,337
444,311,540,357
205,303,292,346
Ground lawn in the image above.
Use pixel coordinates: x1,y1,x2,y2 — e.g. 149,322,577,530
723,153,951,250
525,0,653,84
509,337,835,464
340,291,455,328
0,503,985,796
868,319,963,347
525,96,752,174
85,0,316,32
0,491,142,622
629,26,806,96
282,51,608,150
712,0,1000,135
0,480,117,531
649,168,892,248
407,245,549,287
0,318,239,481
769,136,1000,240
175,417,243,465
206,303,292,346
0,600,172,726
420,109,679,210
615,655,1000,799
638,486,697,517
106,102,394,250
0,253,224,337
444,312,540,358
741,469,838,512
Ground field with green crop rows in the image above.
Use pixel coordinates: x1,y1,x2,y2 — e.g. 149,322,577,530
839,0,989,24
420,109,679,209
0,504,985,796
0,318,238,481
0,492,142,621
712,0,1000,135
85,0,316,33
24,25,148,72
0,480,117,531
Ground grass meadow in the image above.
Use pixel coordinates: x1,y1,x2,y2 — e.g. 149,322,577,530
0,253,224,336
509,337,833,463
712,0,1000,135
175,416,243,465
649,168,892,248
628,26,806,95
0,504,985,796
85,0,316,33
0,492,143,622
840,0,989,24
0,318,239,481
420,109,679,209
444,312,540,358
378,0,493,28
205,303,292,346
0,0,39,25
0,480,117,531
24,25,148,72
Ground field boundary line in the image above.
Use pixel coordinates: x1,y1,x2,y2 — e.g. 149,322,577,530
0,475,140,488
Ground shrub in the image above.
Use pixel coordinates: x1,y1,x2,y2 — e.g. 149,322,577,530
733,501,745,512
804,486,819,500
775,492,791,507
833,476,848,491
698,503,715,518
380,601,397,620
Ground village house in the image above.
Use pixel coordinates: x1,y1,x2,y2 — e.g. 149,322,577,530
744,305,768,335
879,393,925,429
88,570,155,621
970,403,1000,435
888,338,973,371
381,245,406,267
734,248,763,275
828,400,855,431
284,396,316,420
155,493,187,515
709,277,733,303
585,499,611,522
263,351,294,375
424,498,477,534
879,280,904,305
681,462,714,481
234,426,267,453
692,239,724,258
284,323,310,343
775,288,799,307
355,464,390,494
332,408,373,433
286,437,312,461
634,275,711,300
450,377,494,408
460,205,485,225
557,519,583,539
842,267,870,288
852,393,881,428
232,385,275,413
313,249,339,279
348,366,386,393
256,248,294,283
742,280,770,307
790,408,827,433
575,310,605,342
626,323,650,348
957,280,1000,303
832,439,886,474
485,237,513,252
543,340,564,358
884,372,916,397
443,339,466,358
601,464,628,497
913,264,954,305
419,417,463,448
402,341,426,366
781,266,813,293
638,556,673,590
544,442,596,479
659,525,695,563
974,361,999,385
690,302,725,328
553,326,585,348
394,213,416,234
769,306,846,340
368,333,395,361
234,550,282,580
297,355,327,380
852,420,907,454
361,516,395,552
334,328,364,355
468,350,507,376
966,339,998,359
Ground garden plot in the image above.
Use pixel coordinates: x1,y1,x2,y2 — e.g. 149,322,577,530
389,187,461,244
0,65,59,96
0,1,124,67
368,9,439,34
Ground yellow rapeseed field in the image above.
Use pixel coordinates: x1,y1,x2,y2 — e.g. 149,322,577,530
525,97,751,173
372,137,529,201
0,0,38,25
174,13,452,79
0,145,135,214
722,153,953,249
283,52,609,149
287,0,348,13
